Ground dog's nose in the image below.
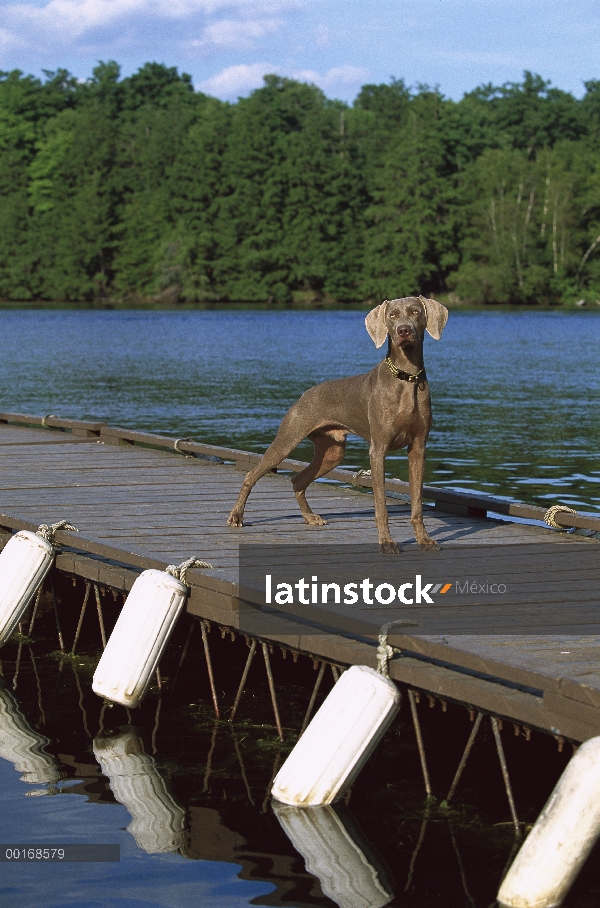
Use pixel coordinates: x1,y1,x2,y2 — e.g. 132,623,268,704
397,324,413,339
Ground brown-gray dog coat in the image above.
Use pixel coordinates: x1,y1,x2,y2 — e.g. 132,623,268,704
227,295,448,553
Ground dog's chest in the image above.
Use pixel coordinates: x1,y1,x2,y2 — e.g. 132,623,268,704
387,387,431,448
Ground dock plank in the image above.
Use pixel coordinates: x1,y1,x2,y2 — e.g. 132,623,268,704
0,426,97,446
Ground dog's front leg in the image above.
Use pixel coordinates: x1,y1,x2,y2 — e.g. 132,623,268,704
407,440,440,551
369,442,400,555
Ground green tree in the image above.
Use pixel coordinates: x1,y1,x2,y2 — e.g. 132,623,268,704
157,96,231,301
209,76,365,301
100,63,200,298
449,144,593,303
0,69,81,298
361,88,459,299
1,62,599,305
465,72,583,158
27,100,119,298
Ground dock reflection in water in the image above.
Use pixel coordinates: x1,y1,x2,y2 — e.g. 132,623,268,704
1,628,600,907
273,800,394,908
93,727,186,854
91,722,394,907
0,681,60,790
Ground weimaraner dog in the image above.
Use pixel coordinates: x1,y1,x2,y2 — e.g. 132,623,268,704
227,295,448,553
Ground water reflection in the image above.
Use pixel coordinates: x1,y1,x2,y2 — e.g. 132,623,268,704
0,680,60,790
273,801,394,908
93,727,186,854
0,629,598,907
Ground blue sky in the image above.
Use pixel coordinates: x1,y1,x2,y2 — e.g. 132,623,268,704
1,0,599,102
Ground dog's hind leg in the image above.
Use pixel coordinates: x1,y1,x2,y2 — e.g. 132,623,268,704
227,407,315,527
292,429,347,525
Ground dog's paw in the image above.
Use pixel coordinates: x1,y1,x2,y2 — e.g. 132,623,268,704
418,538,441,552
379,540,401,555
227,512,244,528
304,514,327,526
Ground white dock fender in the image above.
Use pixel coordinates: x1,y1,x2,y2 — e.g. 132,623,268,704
93,728,185,853
0,521,77,648
271,664,400,807
92,557,212,708
0,682,61,787
273,800,394,908
498,735,600,908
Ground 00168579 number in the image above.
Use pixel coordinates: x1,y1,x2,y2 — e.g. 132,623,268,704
0,844,119,862
4,847,65,860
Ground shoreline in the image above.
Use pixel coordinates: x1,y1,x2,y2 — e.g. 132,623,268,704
1,298,599,312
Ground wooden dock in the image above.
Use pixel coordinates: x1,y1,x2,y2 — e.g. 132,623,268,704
1,411,600,744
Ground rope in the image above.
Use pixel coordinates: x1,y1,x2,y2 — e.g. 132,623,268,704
166,556,213,586
352,468,371,488
36,520,78,545
376,618,420,676
174,437,193,457
544,505,578,529
41,414,57,427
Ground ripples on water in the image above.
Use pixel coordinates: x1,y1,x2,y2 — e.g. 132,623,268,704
0,308,598,512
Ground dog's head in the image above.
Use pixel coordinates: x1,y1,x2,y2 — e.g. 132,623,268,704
365,296,448,349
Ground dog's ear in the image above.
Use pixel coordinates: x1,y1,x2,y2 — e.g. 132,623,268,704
420,296,448,340
365,301,389,348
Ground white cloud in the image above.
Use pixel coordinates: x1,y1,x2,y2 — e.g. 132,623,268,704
294,64,369,93
164,0,302,16
197,61,274,96
1,0,302,43
5,0,147,38
197,61,369,99
194,16,280,49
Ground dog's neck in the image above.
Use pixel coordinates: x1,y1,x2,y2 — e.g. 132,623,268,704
385,336,424,374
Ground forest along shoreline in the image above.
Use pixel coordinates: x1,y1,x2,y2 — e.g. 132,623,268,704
2,66,600,308
1,299,600,311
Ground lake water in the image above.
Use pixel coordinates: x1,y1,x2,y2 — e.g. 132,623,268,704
0,620,590,908
0,308,600,908
0,308,598,513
